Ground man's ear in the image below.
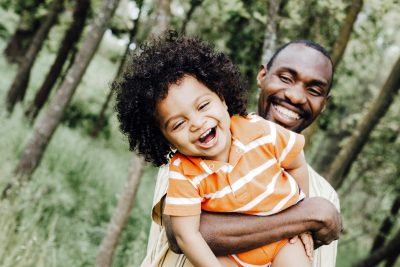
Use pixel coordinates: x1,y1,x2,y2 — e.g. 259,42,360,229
256,64,267,87
321,94,331,113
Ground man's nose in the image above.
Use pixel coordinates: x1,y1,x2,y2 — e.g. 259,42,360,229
284,85,307,105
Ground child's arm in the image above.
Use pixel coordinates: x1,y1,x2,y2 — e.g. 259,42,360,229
285,151,309,196
285,151,314,260
170,215,223,267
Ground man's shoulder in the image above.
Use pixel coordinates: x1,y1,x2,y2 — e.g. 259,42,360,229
151,165,170,225
307,165,340,210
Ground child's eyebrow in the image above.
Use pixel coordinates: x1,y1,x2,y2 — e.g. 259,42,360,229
164,115,178,130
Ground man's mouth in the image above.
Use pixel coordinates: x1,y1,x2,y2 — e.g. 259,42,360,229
273,104,301,120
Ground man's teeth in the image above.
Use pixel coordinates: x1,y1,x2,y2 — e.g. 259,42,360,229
274,104,300,120
200,128,212,139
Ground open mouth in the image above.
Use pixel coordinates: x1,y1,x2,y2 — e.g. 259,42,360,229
198,127,217,144
273,104,301,120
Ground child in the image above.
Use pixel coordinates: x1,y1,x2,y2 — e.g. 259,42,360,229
114,31,313,267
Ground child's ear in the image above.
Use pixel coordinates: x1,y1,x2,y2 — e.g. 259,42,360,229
169,144,177,152
222,99,228,110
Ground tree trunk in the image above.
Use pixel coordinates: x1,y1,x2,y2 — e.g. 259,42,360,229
260,0,281,65
95,4,169,266
3,0,121,193
3,0,45,63
331,0,363,68
150,0,171,36
180,0,203,34
90,0,144,138
370,195,400,252
384,255,398,267
326,56,400,188
3,17,41,64
95,156,145,267
304,0,363,145
352,228,400,267
5,0,64,113
25,0,91,122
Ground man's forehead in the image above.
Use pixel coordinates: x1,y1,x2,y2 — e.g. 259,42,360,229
271,44,332,81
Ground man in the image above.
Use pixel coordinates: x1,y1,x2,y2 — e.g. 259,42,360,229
140,40,341,267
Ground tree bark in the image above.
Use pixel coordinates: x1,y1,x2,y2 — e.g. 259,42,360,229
150,0,171,36
3,17,41,63
95,156,145,267
25,0,91,122
3,0,121,190
260,0,281,65
5,0,64,113
180,0,203,34
370,195,400,252
331,0,363,68
90,0,144,138
384,255,398,267
3,0,45,63
352,228,400,267
326,56,400,188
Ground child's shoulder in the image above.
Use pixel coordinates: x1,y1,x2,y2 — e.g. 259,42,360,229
169,153,204,178
231,113,271,130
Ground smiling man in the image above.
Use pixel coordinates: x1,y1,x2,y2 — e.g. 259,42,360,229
140,40,341,267
258,41,332,133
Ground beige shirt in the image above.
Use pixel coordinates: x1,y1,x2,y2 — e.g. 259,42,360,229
140,165,340,267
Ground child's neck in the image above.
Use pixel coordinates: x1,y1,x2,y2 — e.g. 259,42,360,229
204,136,231,163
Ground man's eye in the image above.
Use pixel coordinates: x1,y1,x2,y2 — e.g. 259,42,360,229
199,102,210,110
279,75,292,83
308,87,322,96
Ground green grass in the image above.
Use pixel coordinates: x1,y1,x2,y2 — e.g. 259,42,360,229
0,21,156,265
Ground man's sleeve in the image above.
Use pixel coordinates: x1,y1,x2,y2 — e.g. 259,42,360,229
151,165,170,225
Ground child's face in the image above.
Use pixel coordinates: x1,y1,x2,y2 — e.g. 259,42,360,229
156,75,231,162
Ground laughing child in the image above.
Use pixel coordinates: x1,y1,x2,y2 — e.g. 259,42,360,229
113,31,313,267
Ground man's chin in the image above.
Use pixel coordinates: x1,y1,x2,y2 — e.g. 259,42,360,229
265,112,305,133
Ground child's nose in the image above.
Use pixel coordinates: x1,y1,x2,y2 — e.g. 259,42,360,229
189,117,205,132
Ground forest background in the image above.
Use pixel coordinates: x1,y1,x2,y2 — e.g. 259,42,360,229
0,0,399,266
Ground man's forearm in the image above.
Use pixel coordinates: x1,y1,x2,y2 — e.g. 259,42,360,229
164,197,342,256
200,199,323,255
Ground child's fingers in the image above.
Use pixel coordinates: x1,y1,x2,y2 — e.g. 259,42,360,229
300,233,314,261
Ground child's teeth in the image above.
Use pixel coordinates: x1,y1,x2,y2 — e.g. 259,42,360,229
200,129,212,139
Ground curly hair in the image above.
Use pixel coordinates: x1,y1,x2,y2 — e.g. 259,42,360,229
113,31,248,166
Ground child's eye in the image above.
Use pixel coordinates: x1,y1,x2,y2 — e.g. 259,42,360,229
199,102,210,110
172,121,185,131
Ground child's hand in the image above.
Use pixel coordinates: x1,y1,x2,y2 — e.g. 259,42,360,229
299,232,314,261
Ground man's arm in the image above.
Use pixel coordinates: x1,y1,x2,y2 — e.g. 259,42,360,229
164,197,342,256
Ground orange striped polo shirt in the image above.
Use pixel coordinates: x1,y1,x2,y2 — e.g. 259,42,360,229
164,114,305,217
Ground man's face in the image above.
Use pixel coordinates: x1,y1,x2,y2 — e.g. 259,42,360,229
257,44,332,133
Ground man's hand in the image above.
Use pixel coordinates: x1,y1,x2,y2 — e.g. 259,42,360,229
304,197,342,247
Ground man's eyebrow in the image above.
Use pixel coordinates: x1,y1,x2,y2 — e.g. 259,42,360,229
279,66,329,89
277,67,298,77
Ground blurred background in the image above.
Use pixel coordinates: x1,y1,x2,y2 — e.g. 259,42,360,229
0,0,399,266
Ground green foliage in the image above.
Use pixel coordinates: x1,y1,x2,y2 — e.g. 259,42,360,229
1,0,400,266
